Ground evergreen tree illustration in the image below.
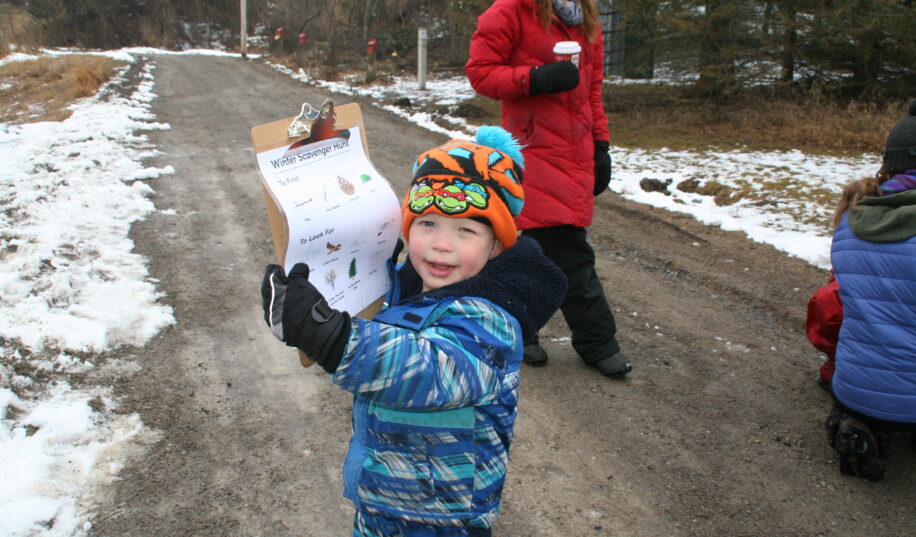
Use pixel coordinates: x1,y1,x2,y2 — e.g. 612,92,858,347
348,258,357,278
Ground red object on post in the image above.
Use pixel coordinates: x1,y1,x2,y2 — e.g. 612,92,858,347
298,32,307,44
366,38,378,55
274,27,285,40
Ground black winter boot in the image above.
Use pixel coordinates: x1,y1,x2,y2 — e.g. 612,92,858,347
522,333,548,366
594,352,632,378
826,407,886,482
523,340,548,367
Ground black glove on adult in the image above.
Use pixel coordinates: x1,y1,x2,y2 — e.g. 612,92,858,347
593,140,611,196
262,263,350,374
529,61,580,96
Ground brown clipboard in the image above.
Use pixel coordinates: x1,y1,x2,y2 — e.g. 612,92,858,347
251,101,386,368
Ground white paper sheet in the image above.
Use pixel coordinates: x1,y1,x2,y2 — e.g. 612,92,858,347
256,126,401,314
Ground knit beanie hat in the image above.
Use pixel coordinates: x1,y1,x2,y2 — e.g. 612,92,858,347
402,126,525,248
883,98,916,175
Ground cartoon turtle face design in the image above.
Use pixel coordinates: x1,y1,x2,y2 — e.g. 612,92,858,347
408,180,435,212
456,180,488,208
435,184,468,213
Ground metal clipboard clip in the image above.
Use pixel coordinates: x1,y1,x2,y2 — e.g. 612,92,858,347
287,99,335,138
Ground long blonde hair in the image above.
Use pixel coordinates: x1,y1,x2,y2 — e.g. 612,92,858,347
833,172,887,228
534,0,599,43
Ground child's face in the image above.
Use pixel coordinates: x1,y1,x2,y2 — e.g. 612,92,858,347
408,213,502,292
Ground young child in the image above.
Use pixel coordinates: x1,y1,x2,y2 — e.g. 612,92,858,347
805,273,841,392
261,126,567,536
823,98,916,481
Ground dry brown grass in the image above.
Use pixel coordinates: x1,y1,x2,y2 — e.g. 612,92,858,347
602,84,903,155
0,55,125,124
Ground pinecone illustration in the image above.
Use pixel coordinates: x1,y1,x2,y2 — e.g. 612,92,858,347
337,175,355,195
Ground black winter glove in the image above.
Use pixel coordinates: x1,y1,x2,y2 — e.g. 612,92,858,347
390,238,404,265
593,140,611,196
529,61,580,96
262,263,350,374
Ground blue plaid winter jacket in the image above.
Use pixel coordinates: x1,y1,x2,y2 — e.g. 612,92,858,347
330,236,565,528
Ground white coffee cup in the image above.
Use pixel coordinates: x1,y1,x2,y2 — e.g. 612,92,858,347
553,41,581,67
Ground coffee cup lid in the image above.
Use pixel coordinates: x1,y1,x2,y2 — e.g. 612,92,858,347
553,41,581,54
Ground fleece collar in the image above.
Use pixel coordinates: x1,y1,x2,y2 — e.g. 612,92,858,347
397,236,566,338
849,189,916,242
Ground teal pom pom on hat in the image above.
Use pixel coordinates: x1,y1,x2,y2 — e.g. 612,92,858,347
476,125,525,168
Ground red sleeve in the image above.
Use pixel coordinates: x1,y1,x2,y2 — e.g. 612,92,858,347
465,1,533,100
805,275,842,358
589,30,610,143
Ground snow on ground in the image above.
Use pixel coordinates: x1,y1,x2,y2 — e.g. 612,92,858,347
609,147,878,268
0,48,881,537
1,50,174,536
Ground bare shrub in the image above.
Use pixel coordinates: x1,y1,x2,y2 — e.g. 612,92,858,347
0,5,45,56
139,19,177,49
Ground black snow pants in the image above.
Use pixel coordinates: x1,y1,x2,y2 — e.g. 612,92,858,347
522,225,620,364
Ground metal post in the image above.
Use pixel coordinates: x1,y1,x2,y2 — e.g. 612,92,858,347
417,27,428,91
240,0,247,59
366,39,378,83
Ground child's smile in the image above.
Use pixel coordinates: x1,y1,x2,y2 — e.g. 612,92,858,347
424,259,457,278
408,214,502,292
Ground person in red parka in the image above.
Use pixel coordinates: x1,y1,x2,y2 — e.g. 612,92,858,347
466,0,632,377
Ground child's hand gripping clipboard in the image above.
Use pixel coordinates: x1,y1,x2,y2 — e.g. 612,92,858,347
251,101,401,368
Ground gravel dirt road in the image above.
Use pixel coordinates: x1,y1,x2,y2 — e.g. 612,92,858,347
91,54,916,537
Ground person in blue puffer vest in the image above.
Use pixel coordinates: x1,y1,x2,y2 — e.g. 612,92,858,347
262,126,566,535
824,98,916,482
